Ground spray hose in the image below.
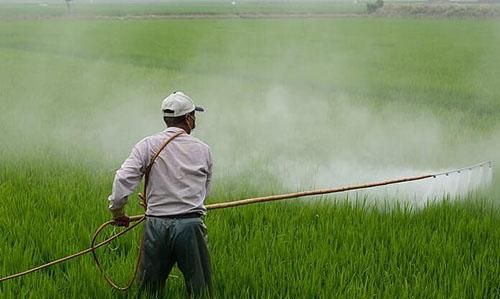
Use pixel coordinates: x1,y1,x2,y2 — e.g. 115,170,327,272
0,160,492,289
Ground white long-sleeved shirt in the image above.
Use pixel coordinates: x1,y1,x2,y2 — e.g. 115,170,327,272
108,127,212,216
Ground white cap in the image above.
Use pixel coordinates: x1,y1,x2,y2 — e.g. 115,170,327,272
161,91,204,117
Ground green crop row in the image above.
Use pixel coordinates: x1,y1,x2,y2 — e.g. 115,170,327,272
0,2,367,19
1,160,499,298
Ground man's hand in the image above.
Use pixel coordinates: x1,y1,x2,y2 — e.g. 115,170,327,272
110,208,130,227
112,215,130,227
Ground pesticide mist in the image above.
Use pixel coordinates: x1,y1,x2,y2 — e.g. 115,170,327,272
0,18,498,207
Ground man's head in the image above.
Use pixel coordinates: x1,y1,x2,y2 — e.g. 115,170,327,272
161,91,204,133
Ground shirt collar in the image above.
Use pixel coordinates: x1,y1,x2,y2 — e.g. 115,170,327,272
165,127,187,134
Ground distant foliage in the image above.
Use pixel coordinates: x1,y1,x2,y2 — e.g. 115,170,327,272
377,3,500,17
367,0,384,13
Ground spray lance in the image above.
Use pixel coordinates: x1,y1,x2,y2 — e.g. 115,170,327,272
0,132,493,290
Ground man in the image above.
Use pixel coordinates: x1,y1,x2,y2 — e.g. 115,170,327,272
108,91,213,297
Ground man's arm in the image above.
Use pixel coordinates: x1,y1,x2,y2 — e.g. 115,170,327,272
108,140,148,218
205,148,213,197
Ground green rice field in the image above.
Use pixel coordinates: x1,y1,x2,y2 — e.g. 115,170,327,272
1,3,500,298
0,1,368,18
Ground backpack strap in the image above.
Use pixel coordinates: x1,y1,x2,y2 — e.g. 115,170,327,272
138,131,184,209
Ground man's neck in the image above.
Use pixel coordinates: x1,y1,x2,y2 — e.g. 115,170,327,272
171,124,191,135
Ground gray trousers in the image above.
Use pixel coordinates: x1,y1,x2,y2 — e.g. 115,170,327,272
138,216,212,298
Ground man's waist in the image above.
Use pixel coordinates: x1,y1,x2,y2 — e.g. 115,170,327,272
146,212,203,219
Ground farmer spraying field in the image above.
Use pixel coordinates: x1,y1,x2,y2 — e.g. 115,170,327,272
108,91,212,297
1,2,500,296
0,88,494,294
